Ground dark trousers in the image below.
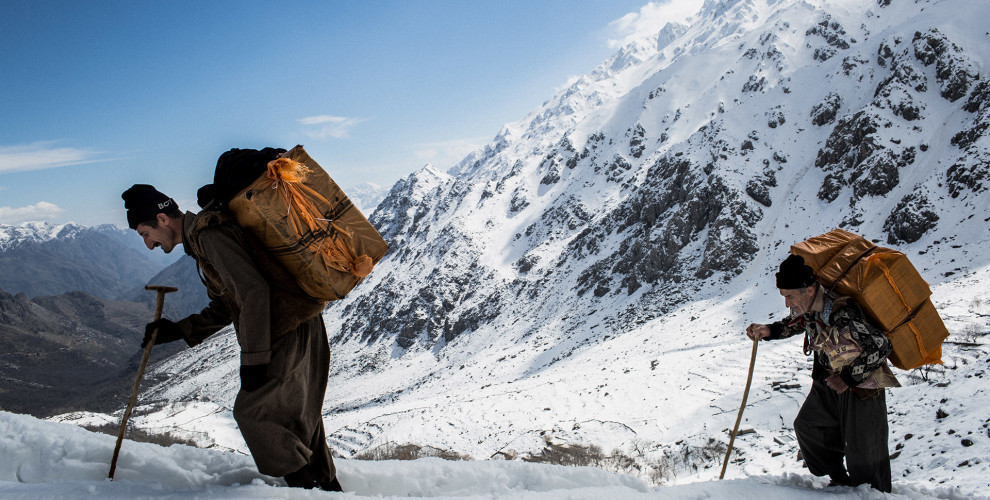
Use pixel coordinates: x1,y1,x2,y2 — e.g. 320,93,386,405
233,315,336,483
793,379,891,492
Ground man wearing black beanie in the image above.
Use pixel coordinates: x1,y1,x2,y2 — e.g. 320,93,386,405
746,253,899,492
121,161,343,492
121,185,183,253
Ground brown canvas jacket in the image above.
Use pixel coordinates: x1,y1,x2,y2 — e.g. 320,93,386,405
176,210,326,365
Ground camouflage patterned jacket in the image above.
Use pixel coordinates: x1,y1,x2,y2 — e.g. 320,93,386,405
767,288,899,389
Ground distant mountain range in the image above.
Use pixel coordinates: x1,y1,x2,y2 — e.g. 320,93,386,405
0,222,178,300
0,222,195,415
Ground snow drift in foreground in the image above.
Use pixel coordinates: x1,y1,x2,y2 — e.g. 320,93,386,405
0,412,978,499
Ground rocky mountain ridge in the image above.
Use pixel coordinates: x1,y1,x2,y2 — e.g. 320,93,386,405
332,0,989,353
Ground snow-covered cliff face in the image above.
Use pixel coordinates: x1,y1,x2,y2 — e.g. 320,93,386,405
133,0,989,487
336,0,988,351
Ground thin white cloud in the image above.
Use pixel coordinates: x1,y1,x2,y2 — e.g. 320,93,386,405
0,141,106,174
413,137,488,166
0,201,66,224
607,0,705,48
554,75,584,94
297,114,368,139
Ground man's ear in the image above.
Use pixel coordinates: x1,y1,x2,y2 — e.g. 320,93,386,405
158,212,169,226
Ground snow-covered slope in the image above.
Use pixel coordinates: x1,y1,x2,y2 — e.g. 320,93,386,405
2,411,974,498
54,0,990,496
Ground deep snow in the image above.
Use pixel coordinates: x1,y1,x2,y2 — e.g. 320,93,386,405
3,411,979,499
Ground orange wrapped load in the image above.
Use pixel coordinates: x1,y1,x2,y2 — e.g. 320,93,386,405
791,229,948,370
228,145,389,301
886,299,947,369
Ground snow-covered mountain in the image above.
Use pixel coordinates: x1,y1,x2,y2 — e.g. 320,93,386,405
347,181,390,215
0,221,178,299
60,0,990,495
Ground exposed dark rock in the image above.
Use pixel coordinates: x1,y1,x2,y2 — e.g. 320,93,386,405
525,198,592,244
841,55,869,76
746,168,775,207
883,193,939,244
913,29,980,102
629,124,647,159
510,188,530,214
516,255,540,273
811,93,842,126
806,15,851,62
574,154,760,296
952,79,990,148
597,154,634,184
766,107,786,128
541,165,562,186
875,76,923,121
742,75,767,93
962,79,990,114
815,110,911,201
946,151,990,198
816,111,881,182
853,150,900,198
448,294,502,342
818,174,845,203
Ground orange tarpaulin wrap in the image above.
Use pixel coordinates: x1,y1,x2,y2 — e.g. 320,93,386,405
228,145,388,301
791,228,948,370
887,299,947,369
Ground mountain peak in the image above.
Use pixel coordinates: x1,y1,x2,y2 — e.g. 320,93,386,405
0,220,75,250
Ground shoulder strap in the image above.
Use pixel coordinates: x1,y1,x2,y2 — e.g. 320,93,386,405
185,210,240,295
185,210,236,256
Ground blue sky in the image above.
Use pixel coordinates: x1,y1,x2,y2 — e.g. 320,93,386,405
0,0,701,228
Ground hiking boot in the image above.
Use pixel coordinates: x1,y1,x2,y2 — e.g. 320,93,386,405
284,465,318,489
319,476,344,492
827,475,852,487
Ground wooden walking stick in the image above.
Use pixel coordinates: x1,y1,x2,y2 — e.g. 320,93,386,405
108,285,178,480
719,334,759,480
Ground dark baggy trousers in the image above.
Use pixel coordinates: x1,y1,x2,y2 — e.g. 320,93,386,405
793,379,891,492
233,315,336,484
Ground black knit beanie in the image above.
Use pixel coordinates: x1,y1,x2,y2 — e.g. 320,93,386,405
121,184,178,229
775,254,817,289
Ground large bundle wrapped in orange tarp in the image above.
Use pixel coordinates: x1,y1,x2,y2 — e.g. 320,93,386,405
791,228,947,370
228,145,389,301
